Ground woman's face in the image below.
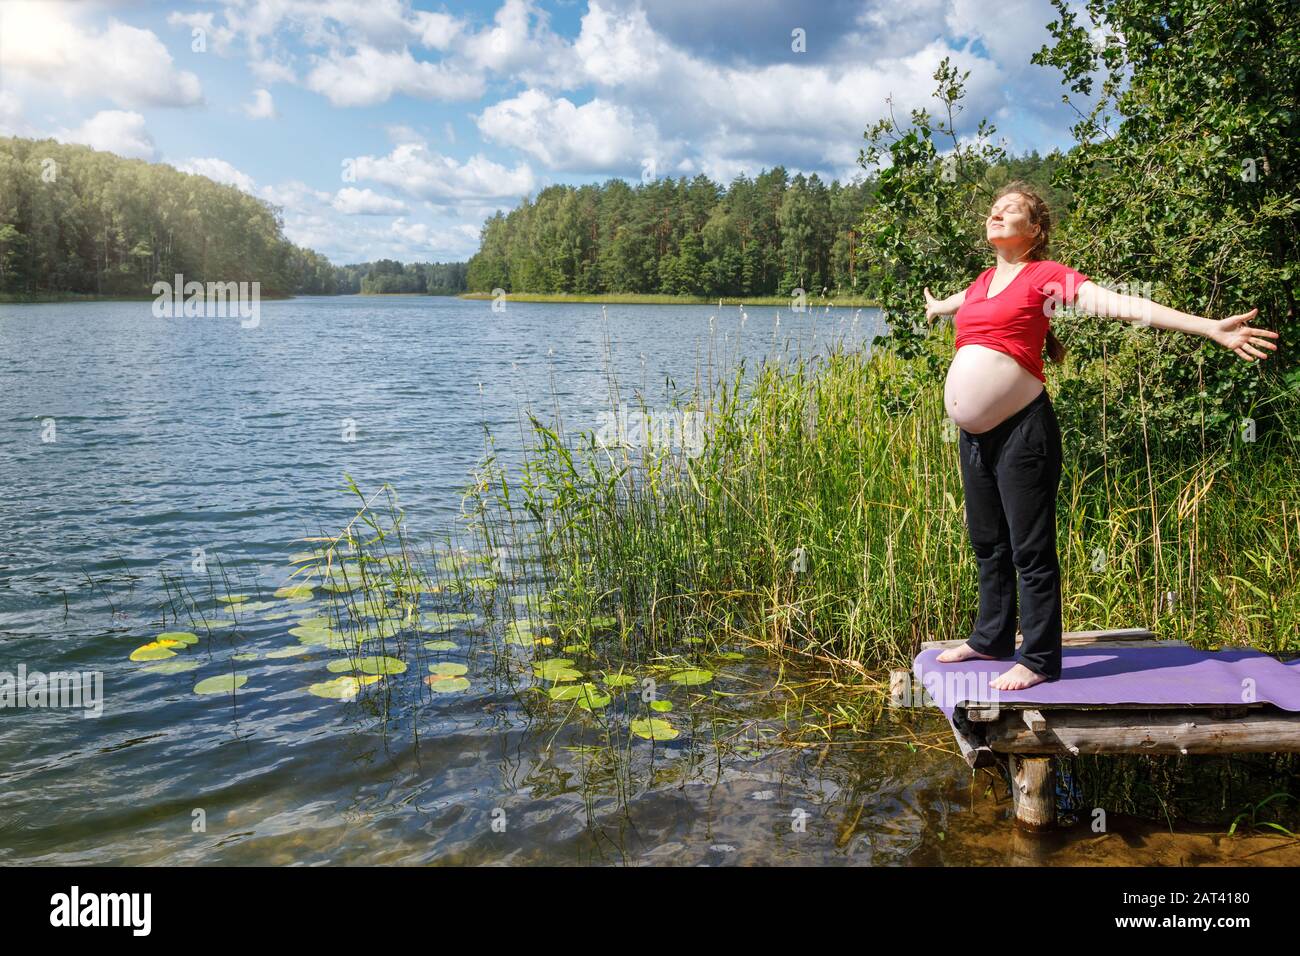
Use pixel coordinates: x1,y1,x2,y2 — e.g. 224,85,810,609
986,193,1039,252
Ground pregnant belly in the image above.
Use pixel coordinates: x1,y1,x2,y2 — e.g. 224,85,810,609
944,344,1045,433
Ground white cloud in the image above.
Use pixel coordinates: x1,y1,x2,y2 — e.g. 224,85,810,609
242,89,277,119
166,11,238,56
0,91,33,138
175,157,256,192
61,111,157,160
1,2,202,109
945,0,1059,68
412,10,463,49
476,90,659,172
463,0,577,86
352,142,536,204
573,2,679,88
250,60,298,85
259,180,333,207
332,187,407,215
543,1,1003,181
305,46,484,106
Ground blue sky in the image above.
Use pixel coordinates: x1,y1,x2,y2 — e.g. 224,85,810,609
0,0,1098,264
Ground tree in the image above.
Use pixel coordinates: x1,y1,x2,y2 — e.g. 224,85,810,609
1031,0,1299,446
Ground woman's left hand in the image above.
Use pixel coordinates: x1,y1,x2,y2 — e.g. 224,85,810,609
1210,308,1280,361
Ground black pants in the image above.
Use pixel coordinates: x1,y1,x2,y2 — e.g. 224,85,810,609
957,388,1063,680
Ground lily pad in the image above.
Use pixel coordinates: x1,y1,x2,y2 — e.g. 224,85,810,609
533,658,582,682
274,584,315,601
424,675,471,693
588,615,616,629
650,699,674,713
308,676,364,700
266,645,313,659
357,656,406,675
603,673,637,688
129,639,183,662
716,651,745,661
157,631,200,646
548,682,610,709
217,595,249,604
428,662,468,677
232,652,259,662
193,674,248,695
423,640,459,652
290,625,334,644
669,669,713,686
630,718,679,741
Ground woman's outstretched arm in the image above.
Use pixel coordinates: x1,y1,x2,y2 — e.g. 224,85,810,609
923,286,965,321
1072,280,1280,362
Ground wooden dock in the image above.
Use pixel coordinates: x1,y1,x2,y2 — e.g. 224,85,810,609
915,629,1300,831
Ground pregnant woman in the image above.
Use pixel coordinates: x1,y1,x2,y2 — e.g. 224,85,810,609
924,180,1278,691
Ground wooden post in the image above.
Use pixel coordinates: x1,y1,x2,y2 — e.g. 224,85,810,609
1009,754,1056,831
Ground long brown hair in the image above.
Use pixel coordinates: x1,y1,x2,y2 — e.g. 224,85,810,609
991,180,1066,365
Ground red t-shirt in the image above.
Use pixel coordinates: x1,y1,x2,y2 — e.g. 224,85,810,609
953,259,1090,383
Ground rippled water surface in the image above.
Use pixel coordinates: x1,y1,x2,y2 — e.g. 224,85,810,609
0,296,917,865
3,296,1295,867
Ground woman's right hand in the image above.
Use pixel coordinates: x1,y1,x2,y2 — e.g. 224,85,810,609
924,287,943,322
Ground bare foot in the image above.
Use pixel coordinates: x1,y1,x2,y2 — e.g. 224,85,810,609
936,641,1000,664
990,662,1048,691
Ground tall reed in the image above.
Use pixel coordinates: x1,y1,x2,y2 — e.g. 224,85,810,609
465,318,1300,679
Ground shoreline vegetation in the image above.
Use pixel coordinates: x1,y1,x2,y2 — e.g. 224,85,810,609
1,290,877,307
0,291,297,304
459,324,1300,724
457,291,879,307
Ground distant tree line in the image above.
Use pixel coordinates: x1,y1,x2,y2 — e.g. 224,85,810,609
466,172,875,298
337,259,468,295
465,153,1067,299
0,137,468,299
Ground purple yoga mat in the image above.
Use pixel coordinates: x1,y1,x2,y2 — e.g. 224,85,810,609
912,645,1300,721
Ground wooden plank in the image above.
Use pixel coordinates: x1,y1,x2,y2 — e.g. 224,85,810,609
920,627,1161,652
983,708,1300,755
948,707,996,769
1022,709,1047,732
963,700,1269,713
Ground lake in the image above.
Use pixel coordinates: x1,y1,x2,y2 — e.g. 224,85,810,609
0,295,1291,866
